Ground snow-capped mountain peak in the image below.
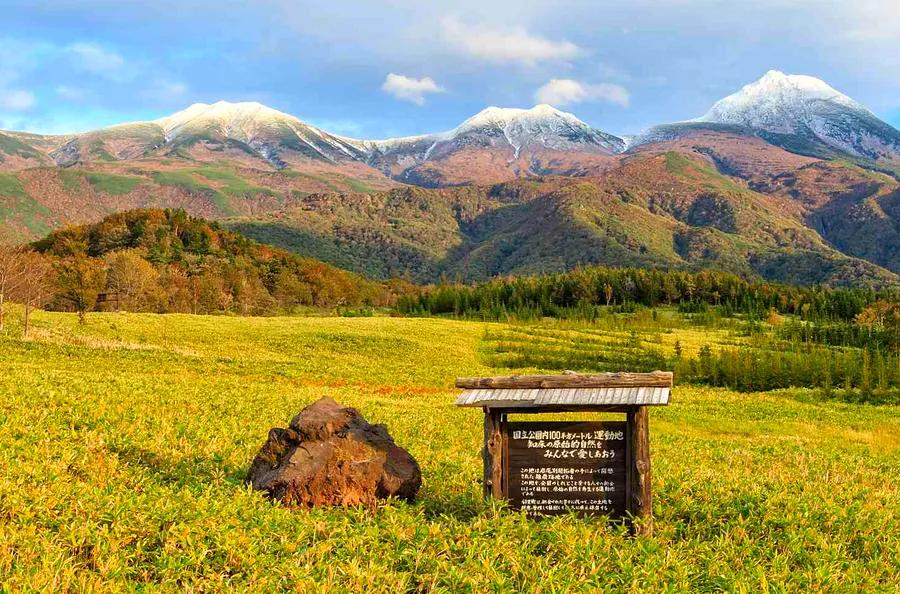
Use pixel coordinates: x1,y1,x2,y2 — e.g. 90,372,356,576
626,70,900,162
453,104,582,134
142,100,366,167
695,70,866,133
366,104,624,158
751,70,853,100
154,100,300,139
670,70,900,161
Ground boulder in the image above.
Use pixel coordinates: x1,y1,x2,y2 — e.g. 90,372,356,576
246,397,421,507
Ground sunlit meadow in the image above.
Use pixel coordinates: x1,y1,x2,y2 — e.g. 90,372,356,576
1,308,898,591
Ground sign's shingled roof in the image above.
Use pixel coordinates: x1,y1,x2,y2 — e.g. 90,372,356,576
456,386,670,408
455,372,673,408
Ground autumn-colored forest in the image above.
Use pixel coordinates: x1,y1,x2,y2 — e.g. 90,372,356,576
0,209,415,333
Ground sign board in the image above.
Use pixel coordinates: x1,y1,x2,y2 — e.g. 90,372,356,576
506,421,628,517
455,371,673,535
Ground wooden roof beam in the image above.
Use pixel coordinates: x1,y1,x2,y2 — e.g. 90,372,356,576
455,371,673,390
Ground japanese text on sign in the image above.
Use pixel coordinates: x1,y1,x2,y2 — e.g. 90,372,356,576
506,421,628,517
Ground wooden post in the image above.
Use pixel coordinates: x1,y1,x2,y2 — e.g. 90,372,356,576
627,405,653,536
490,410,504,499
483,408,504,499
482,408,492,497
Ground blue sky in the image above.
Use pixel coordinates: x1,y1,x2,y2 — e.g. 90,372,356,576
2,0,898,138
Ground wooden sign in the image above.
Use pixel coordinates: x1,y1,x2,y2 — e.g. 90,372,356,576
506,421,628,517
455,371,674,536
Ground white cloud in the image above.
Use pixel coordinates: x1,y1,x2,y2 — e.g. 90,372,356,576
381,73,444,105
0,89,35,111
67,43,126,75
442,16,580,66
534,79,630,107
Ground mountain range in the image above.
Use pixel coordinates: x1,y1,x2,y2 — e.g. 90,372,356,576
1,70,899,287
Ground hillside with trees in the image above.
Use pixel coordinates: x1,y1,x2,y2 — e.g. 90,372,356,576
0,209,409,329
230,153,900,287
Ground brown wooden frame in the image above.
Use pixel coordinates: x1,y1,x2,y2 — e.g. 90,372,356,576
481,404,653,536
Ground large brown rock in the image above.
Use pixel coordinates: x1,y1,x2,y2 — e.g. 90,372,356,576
246,397,421,507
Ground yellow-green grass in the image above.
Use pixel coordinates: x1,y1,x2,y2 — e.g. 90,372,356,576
0,309,898,592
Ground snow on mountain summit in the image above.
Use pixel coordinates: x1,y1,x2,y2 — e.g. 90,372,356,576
452,104,585,135
154,101,303,141
629,70,900,162
144,100,367,167
695,70,867,133
157,100,290,123
366,104,625,158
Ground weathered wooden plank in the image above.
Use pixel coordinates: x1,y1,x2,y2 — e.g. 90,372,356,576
483,409,505,499
501,414,509,499
489,410,504,499
627,405,653,537
471,404,634,414
456,371,673,390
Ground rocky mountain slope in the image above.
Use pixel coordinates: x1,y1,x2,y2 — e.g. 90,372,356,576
3,143,897,286
356,104,625,186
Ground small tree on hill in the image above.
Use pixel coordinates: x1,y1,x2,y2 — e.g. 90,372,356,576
55,256,106,324
856,301,900,386
0,244,27,333
15,252,53,338
104,249,158,311
856,300,900,347
603,283,613,307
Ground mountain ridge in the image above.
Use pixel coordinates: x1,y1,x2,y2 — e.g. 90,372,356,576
4,71,897,172
3,71,899,190
227,155,899,288
2,71,900,289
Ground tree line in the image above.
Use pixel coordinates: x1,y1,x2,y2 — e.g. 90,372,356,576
3,210,897,340
398,267,897,324
675,340,900,403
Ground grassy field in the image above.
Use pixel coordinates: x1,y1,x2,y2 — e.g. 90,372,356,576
1,309,899,592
